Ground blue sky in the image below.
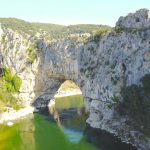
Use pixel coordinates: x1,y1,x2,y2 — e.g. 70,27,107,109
0,0,150,26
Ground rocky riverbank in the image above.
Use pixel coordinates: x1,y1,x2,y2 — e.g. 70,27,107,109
0,106,34,125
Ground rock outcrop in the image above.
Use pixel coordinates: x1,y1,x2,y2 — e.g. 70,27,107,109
116,9,150,29
0,9,150,150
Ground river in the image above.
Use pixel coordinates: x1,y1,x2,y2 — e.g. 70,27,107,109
0,95,136,150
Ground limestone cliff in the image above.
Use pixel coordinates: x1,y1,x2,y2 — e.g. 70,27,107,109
0,9,150,150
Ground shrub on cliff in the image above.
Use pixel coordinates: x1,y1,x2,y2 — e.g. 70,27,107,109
113,26,124,34
26,48,37,64
3,67,22,92
92,28,112,42
0,67,22,111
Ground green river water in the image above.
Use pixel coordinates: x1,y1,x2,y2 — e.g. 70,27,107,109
0,95,137,150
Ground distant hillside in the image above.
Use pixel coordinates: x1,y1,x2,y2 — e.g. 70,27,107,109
0,18,37,35
0,18,111,39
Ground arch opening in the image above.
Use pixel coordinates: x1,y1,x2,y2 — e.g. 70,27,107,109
47,80,88,137
48,80,84,110
54,80,82,98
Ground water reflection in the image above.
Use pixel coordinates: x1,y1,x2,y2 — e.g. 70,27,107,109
33,114,97,150
0,114,35,150
0,94,138,150
0,94,97,150
19,115,36,150
48,94,88,143
84,125,137,150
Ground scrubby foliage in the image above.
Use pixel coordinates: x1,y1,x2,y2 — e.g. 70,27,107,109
111,26,141,35
87,27,112,43
111,96,120,103
0,18,36,36
0,67,22,111
26,48,37,64
3,67,22,92
0,18,111,39
118,74,150,135
93,28,112,40
113,26,124,34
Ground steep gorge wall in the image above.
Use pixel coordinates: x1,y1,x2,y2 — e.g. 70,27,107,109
0,27,41,106
0,9,150,149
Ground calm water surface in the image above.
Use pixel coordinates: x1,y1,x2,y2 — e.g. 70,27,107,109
0,95,136,150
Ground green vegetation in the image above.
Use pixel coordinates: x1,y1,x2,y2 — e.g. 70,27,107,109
0,18,111,40
130,28,140,34
0,87,20,112
111,96,120,103
55,94,84,109
106,95,120,109
0,18,143,45
33,23,111,39
0,113,96,150
113,26,124,34
3,67,22,92
0,67,22,111
0,18,36,36
118,74,150,135
26,39,43,64
107,103,114,109
26,48,37,64
111,26,141,35
92,28,112,42
66,24,110,34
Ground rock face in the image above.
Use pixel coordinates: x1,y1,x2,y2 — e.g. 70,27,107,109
0,27,41,106
116,9,150,29
0,9,150,150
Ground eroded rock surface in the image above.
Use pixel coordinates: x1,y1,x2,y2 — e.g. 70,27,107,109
116,9,150,29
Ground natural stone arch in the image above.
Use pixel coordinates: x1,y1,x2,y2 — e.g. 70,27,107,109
32,74,84,110
31,39,86,110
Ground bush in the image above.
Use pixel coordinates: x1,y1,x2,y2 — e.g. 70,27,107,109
93,28,111,42
113,26,124,34
12,75,22,92
111,96,120,103
3,67,22,92
0,67,22,112
26,48,37,64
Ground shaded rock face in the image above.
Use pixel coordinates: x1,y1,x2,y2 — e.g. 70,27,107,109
0,68,4,76
84,124,137,150
0,9,150,149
